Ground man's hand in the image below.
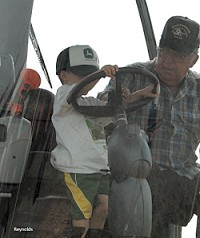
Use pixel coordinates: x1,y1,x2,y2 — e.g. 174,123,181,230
124,85,159,103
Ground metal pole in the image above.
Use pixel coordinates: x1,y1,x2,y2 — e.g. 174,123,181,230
29,23,53,88
135,0,157,60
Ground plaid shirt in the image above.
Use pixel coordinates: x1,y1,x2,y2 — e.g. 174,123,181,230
102,59,200,180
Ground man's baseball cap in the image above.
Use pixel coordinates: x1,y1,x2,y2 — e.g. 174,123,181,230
159,16,200,56
56,45,99,76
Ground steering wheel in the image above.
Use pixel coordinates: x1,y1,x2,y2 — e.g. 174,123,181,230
67,67,160,117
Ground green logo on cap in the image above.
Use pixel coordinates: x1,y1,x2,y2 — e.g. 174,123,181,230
84,48,94,59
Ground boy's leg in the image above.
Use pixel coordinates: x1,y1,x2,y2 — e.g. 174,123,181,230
90,173,110,229
86,174,111,237
89,194,108,229
72,219,89,237
64,173,109,237
85,228,112,238
64,173,92,237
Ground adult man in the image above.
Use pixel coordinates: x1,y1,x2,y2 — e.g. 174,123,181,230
100,16,200,237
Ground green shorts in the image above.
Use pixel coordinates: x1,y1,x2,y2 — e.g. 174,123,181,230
64,173,110,220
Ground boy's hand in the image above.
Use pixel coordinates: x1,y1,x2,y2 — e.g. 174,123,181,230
101,65,119,77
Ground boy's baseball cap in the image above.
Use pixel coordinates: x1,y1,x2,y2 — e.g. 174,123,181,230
56,45,99,76
159,16,200,56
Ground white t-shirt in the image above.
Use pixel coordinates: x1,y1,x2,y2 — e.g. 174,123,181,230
51,84,112,174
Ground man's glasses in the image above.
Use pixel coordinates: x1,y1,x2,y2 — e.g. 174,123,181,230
157,48,189,63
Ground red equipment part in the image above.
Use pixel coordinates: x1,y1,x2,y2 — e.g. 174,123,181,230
10,68,41,115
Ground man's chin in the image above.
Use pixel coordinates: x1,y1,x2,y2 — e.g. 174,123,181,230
159,77,177,87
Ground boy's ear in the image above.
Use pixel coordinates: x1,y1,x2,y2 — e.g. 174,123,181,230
58,70,68,84
60,70,65,79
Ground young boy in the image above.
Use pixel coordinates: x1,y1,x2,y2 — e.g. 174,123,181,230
50,45,157,238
